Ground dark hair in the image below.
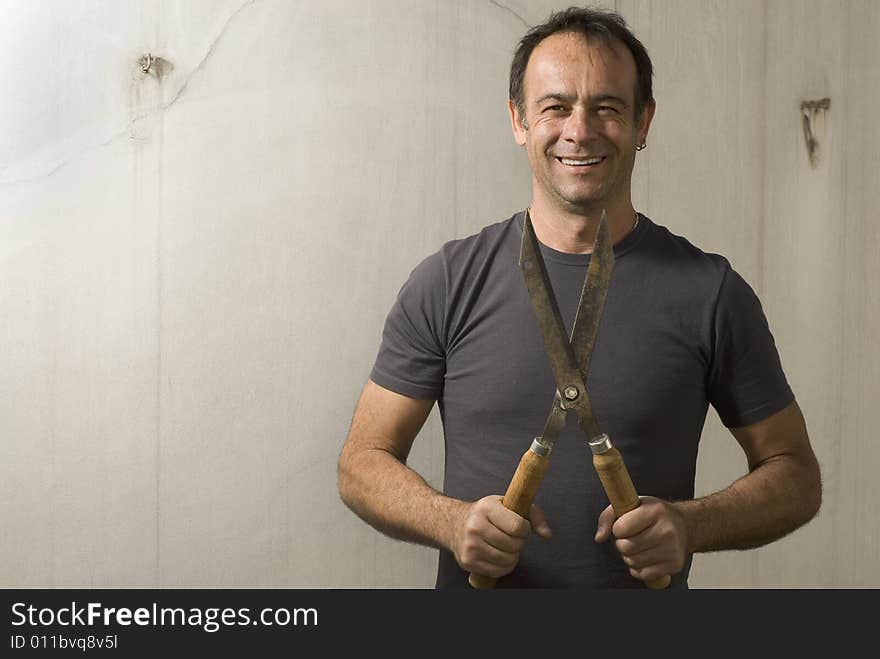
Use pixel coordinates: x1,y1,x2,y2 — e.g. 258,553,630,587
509,6,654,122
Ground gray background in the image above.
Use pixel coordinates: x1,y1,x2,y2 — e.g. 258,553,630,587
1,0,876,587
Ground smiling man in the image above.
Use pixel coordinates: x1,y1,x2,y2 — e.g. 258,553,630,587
338,7,821,588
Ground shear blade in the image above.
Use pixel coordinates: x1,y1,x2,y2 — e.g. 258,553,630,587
520,210,615,444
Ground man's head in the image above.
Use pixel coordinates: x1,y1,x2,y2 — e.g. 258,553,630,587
508,7,655,216
510,7,654,128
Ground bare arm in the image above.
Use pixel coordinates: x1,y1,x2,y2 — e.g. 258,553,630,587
675,399,822,553
337,379,463,551
597,400,822,582
338,379,552,578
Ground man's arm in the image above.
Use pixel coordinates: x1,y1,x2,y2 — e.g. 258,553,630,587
337,378,460,550
677,399,821,552
337,379,551,579
596,400,821,582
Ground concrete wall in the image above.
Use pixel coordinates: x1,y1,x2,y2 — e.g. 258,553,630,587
1,0,876,588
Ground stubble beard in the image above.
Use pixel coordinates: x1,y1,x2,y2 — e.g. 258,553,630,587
540,158,620,215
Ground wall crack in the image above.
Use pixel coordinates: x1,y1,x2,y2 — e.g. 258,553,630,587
161,0,256,112
0,0,257,187
489,0,529,29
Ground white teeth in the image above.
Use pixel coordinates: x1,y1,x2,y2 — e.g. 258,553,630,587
560,157,603,166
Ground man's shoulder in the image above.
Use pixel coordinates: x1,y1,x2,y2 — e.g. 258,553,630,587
398,212,521,293
410,212,521,277
640,215,732,281
437,212,521,260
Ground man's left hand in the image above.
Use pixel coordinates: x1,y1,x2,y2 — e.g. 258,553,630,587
594,497,689,583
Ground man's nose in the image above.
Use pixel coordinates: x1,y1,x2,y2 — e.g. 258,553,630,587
562,106,595,143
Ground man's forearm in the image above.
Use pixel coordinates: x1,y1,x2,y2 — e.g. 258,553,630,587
338,447,467,553
673,453,822,554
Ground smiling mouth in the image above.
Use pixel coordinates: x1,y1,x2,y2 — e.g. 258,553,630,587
556,156,606,167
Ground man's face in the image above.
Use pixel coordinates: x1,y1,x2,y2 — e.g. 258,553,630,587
509,32,654,214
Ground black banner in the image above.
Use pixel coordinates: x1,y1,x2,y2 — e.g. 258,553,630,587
0,588,867,655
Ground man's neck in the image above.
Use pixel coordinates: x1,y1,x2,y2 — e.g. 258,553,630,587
528,198,637,254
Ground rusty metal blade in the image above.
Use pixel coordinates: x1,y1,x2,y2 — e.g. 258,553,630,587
570,211,615,377
521,212,615,444
520,216,584,395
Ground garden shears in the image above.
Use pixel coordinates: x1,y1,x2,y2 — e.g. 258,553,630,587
468,209,670,590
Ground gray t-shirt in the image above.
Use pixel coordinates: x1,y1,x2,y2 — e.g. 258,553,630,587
370,211,794,588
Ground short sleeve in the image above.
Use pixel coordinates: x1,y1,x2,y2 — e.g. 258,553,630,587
369,252,447,400
707,266,794,428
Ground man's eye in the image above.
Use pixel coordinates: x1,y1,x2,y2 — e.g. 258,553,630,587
543,105,564,112
598,106,619,114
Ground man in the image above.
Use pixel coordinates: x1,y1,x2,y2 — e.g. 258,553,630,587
338,7,821,588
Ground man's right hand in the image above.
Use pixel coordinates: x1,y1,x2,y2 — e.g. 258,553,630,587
451,495,552,578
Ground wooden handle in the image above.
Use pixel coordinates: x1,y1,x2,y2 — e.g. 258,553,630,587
592,438,671,590
644,574,671,589
468,443,551,589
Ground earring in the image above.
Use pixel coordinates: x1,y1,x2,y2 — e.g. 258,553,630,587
636,140,647,151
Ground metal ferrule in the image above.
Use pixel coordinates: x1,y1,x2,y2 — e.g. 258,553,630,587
530,437,553,457
588,433,612,455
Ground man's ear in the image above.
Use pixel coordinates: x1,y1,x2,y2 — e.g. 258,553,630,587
637,99,656,145
508,99,528,146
